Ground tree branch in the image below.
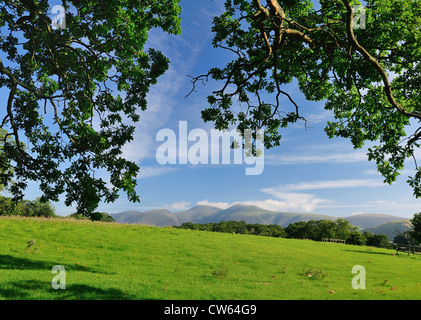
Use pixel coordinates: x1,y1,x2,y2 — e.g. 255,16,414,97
341,0,421,121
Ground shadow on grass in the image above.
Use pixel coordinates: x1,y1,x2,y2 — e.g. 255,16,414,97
342,249,393,256
0,280,137,300
0,254,113,274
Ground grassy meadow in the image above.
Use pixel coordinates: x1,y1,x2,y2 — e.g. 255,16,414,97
0,216,420,300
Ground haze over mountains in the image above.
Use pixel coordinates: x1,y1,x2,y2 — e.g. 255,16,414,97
110,204,408,230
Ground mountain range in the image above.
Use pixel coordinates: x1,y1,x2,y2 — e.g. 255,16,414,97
110,204,409,231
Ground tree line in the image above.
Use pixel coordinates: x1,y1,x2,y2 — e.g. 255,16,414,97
175,219,391,248
0,195,114,222
0,195,56,218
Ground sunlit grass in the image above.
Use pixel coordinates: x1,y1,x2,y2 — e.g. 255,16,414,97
0,216,420,300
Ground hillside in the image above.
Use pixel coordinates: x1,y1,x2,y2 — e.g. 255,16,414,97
111,209,177,226
1,216,420,300
110,204,406,230
344,214,406,230
363,220,412,241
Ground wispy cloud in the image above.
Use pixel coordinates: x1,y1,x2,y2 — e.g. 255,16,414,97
137,166,178,179
163,201,191,211
121,10,216,164
237,196,331,212
265,150,368,165
196,195,332,213
196,200,231,209
195,179,385,214
262,179,384,194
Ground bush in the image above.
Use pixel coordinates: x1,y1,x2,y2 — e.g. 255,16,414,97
363,232,391,249
301,268,328,280
0,196,56,218
347,231,366,246
68,211,115,222
175,220,286,238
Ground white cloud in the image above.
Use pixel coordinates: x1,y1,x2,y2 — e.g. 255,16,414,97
197,194,332,212
121,16,214,164
137,166,178,179
262,179,384,194
196,200,231,209
350,212,364,216
196,179,385,214
121,66,186,163
236,196,331,212
163,201,191,211
265,151,368,165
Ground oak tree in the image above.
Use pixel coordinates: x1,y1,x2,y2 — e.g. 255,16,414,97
0,0,181,217
192,0,421,197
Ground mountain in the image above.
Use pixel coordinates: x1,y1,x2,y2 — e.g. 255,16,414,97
363,220,412,241
344,213,405,229
110,205,408,229
111,209,178,226
175,205,221,224
196,204,336,226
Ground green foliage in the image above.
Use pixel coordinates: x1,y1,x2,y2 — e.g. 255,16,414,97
0,129,16,191
409,212,421,244
68,211,115,222
348,230,366,246
285,218,355,240
364,220,411,241
0,0,181,218
175,218,392,248
363,232,391,248
0,196,56,217
194,0,421,196
393,233,410,246
284,219,391,248
175,220,286,238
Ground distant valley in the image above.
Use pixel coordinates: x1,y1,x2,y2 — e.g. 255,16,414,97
110,204,410,235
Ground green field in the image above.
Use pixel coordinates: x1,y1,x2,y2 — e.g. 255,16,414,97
0,216,420,300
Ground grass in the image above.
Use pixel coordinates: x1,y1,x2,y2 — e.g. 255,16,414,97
0,216,421,300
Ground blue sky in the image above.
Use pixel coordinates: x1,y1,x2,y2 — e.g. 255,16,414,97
2,0,420,218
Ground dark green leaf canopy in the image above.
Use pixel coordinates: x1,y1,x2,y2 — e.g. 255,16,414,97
191,0,421,197
0,0,181,217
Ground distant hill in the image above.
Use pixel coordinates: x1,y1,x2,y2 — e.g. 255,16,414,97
111,209,178,226
110,205,408,230
344,214,406,230
175,205,221,224
363,220,412,241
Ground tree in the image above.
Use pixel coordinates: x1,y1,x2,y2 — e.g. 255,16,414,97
191,0,421,197
334,218,357,239
284,220,308,238
393,232,410,245
0,195,19,215
313,219,337,240
363,231,390,248
347,230,366,245
69,211,114,222
0,128,18,191
409,212,421,245
19,197,56,217
0,195,55,217
0,0,181,218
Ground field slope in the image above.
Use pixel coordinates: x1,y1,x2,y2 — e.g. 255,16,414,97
0,216,420,300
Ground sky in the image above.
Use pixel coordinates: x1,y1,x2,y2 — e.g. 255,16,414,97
1,0,420,219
